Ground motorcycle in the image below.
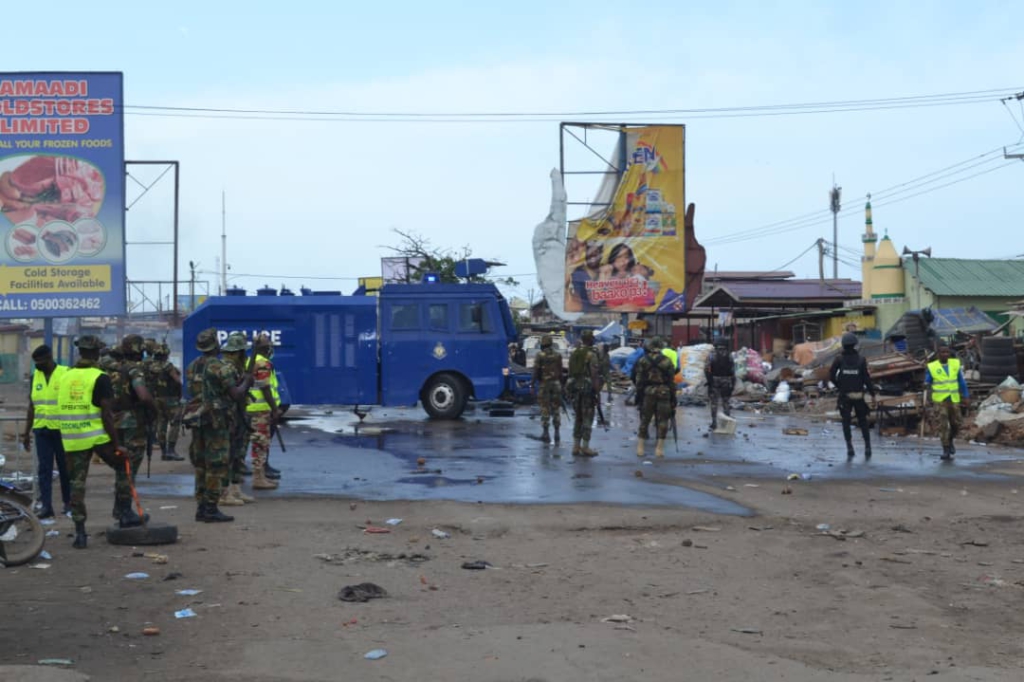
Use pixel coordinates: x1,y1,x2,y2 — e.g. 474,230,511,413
0,454,46,568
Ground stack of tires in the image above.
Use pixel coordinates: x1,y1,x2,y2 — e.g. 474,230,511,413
980,336,1019,385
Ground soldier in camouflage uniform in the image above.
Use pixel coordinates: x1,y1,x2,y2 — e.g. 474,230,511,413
189,328,254,523
634,337,676,458
219,332,256,506
115,335,157,494
60,336,142,549
531,335,564,444
185,330,215,512
150,343,185,461
567,329,603,457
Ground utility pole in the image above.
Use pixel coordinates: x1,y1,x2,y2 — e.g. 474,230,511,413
817,238,826,281
189,260,197,311
829,179,841,279
221,191,228,296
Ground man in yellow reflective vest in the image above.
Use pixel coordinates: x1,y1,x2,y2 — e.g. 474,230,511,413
925,344,971,460
58,335,137,549
246,333,281,489
21,345,70,519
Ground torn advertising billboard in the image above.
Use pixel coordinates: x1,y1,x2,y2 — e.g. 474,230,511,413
0,72,126,317
564,125,686,314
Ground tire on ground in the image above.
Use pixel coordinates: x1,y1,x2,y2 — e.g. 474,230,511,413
105,521,179,546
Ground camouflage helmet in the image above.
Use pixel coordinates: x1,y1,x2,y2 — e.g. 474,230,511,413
156,342,170,358
580,329,595,343
195,328,219,352
143,338,158,355
75,335,105,351
540,335,553,349
108,346,124,360
222,331,249,353
644,336,662,352
121,334,145,355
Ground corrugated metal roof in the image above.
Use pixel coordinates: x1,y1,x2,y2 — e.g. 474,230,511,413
713,279,861,300
912,258,1024,297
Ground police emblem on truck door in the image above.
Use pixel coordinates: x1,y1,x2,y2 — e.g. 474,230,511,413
433,342,447,360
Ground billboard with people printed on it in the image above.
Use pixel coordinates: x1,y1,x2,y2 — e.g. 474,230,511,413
564,125,686,314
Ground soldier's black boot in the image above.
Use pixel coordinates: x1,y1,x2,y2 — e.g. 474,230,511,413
541,427,550,443
553,426,561,444
264,462,281,479
940,444,952,460
195,502,207,522
202,503,234,523
118,499,149,529
845,440,855,460
161,443,184,462
72,521,87,549
862,429,872,460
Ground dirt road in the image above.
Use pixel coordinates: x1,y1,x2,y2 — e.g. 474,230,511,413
4,462,1024,681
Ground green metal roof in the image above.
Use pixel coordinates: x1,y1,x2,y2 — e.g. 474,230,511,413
909,258,1024,297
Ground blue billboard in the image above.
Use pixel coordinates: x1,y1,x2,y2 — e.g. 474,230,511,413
0,72,125,317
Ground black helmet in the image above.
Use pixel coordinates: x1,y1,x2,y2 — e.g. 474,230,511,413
841,332,858,349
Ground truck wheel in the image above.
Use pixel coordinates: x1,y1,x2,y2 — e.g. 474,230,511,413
422,373,467,419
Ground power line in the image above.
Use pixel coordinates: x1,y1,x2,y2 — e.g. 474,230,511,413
121,87,1021,123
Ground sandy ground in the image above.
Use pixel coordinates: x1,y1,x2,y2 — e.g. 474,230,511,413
4,450,1024,682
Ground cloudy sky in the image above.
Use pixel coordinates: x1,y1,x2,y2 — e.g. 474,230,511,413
4,1,1023,307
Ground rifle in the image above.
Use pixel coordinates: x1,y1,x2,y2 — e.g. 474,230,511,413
271,422,287,452
594,388,608,428
144,404,156,478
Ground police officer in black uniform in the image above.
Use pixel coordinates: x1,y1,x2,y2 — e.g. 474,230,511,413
829,332,877,459
704,338,736,430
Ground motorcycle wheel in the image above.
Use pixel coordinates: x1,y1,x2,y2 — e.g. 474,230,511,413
0,499,45,567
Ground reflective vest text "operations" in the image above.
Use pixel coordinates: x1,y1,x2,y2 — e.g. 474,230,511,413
57,367,111,452
928,358,962,404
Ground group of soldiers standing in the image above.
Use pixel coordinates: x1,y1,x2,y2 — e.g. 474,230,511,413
23,328,283,549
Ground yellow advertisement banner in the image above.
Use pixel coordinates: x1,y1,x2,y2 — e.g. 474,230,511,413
564,125,686,314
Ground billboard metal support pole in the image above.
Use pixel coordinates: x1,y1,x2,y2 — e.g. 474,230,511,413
173,162,180,325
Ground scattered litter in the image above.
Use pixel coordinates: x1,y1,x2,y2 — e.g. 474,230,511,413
108,626,119,633
980,575,1008,587
31,563,51,569
634,470,643,478
731,627,763,635
124,572,149,580
145,552,169,564
878,488,904,493
45,530,60,537
338,582,389,603
384,518,403,526
801,473,813,481
782,428,808,436
142,626,161,636
163,572,183,581
363,526,391,534
889,624,917,630
159,505,178,510
40,519,56,526
787,473,801,481
880,557,913,565
461,560,492,570
431,529,450,539
37,659,74,666
642,460,653,466
686,589,710,595
962,540,989,547
364,649,388,660
79,586,92,594
39,550,52,560
175,589,202,596
601,614,634,623
891,524,913,533
816,524,831,531
821,428,834,436
349,503,358,511
525,563,548,569
724,485,737,491
692,526,721,533
174,608,197,619
681,539,693,547
744,484,760,488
